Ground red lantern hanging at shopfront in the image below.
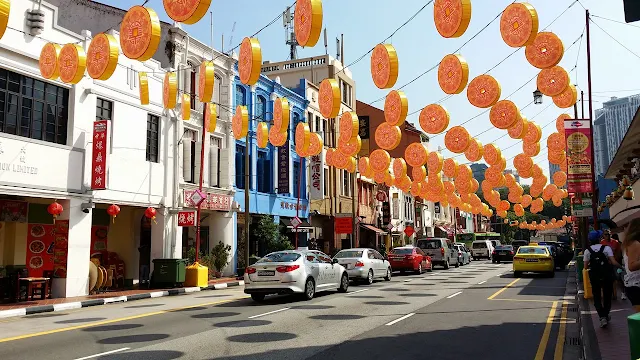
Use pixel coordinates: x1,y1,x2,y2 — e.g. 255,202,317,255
107,204,121,223
47,200,64,223
144,207,157,224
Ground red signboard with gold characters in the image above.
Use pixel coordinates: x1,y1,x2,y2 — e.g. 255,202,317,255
26,224,55,277
92,120,109,190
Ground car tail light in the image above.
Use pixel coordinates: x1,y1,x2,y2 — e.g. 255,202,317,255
492,251,497,255
458,251,462,256
355,261,365,267
440,247,445,256
246,267,257,274
276,265,300,273
509,251,514,255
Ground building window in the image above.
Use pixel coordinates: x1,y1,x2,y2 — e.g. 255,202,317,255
235,144,246,189
210,136,222,187
188,61,197,110
256,95,266,121
293,159,305,199
96,98,112,120
146,114,160,162
235,85,246,107
184,129,197,184
0,69,69,145
342,170,352,197
340,79,351,106
315,115,321,134
292,113,300,144
257,150,271,193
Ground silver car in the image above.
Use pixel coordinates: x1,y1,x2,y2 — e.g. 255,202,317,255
333,248,392,285
244,250,349,302
454,243,471,265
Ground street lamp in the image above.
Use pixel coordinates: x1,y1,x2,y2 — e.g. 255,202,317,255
533,89,543,105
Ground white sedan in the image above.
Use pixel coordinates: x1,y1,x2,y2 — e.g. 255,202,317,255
244,250,349,302
333,248,392,284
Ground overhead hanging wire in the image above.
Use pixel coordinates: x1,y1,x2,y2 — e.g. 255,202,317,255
589,18,640,61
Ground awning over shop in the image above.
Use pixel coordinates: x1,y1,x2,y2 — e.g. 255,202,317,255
281,218,314,233
605,105,640,179
436,225,453,236
360,224,386,235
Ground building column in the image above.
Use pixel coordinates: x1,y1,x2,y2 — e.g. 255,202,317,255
52,197,92,298
208,211,236,276
149,209,166,274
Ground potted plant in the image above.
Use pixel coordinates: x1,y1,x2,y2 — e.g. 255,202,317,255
211,242,231,278
236,234,247,277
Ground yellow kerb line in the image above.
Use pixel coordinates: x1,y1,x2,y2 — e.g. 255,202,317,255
535,301,558,360
0,296,248,343
554,301,569,360
487,278,520,300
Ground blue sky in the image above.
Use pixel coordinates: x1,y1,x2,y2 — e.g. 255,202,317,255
102,0,639,180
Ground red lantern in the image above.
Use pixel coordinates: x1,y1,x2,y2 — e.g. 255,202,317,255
107,204,121,223
144,207,157,224
47,200,64,223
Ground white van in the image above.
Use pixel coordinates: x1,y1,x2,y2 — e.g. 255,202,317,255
471,240,494,260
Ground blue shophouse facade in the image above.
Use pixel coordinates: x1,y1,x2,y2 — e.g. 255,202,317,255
233,71,310,259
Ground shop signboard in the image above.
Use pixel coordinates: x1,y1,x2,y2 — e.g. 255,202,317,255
309,151,324,200
571,196,593,217
91,120,109,190
404,225,415,238
278,139,290,194
335,216,352,234
26,224,55,277
178,211,196,226
358,115,370,156
0,199,27,222
564,119,593,193
382,201,391,226
183,190,232,211
53,220,69,278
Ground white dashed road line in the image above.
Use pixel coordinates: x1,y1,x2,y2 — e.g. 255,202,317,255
347,289,369,295
248,307,290,319
74,348,130,360
446,291,463,299
385,313,416,326
478,280,487,285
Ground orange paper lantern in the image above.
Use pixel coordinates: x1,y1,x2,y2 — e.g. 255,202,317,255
553,84,578,109
232,105,249,140
444,126,471,153
513,153,533,172
490,100,521,129
206,103,217,133
384,90,408,126
163,72,177,109
537,65,569,97
182,94,191,120
139,72,149,105
393,158,408,178
239,37,262,86
427,151,444,174
39,43,61,80
267,126,288,147
508,117,529,139
338,135,361,157
443,158,459,178
405,142,429,167
523,122,542,143
467,75,501,108
198,61,215,103
483,144,502,166
257,122,269,149
419,104,450,134
433,0,472,38
0,0,9,41
500,3,539,47
438,54,469,94
59,44,87,84
295,122,311,153
86,33,119,80
375,122,402,151
370,44,399,89
553,171,567,187
547,132,566,152
525,32,564,69
359,157,371,176
412,165,427,181
370,149,391,171
295,0,323,47
273,97,290,134
464,139,484,162
556,113,570,133
120,6,161,61
523,141,540,157
163,0,211,24
318,78,341,119
339,111,359,144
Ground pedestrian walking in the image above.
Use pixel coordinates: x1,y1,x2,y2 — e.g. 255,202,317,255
584,230,622,328
601,229,625,300
622,218,640,313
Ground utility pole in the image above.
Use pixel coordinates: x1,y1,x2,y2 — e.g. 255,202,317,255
244,122,250,269
194,102,208,262
585,9,599,231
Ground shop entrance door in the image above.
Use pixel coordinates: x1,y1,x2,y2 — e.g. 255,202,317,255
139,216,152,285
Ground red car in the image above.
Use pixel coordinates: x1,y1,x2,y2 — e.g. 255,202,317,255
387,246,432,274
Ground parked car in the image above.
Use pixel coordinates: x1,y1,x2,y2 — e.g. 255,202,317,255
471,240,494,260
492,245,515,263
333,248,391,284
511,240,529,253
387,246,432,274
538,241,568,270
513,245,555,277
454,243,471,265
416,237,459,269
244,250,349,302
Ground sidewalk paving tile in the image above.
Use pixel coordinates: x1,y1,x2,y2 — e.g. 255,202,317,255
587,296,634,360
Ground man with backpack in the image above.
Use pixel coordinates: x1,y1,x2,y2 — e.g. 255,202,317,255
584,230,622,328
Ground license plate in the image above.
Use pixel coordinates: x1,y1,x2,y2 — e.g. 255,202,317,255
258,270,275,276
500,252,507,255
525,259,539,262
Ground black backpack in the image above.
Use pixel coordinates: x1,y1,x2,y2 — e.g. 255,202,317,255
587,246,612,280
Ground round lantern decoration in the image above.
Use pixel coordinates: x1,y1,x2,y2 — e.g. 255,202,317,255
198,61,215,103
58,44,87,84
483,143,502,166
373,170,387,184
513,153,533,172
444,126,471,154
489,100,521,130
206,103,217,133
47,201,64,223
120,6,161,61
257,122,269,149
393,158,407,178
163,0,211,24
325,148,335,167
182,95,191,121
273,97,290,134
375,122,402,151
537,66,569,97
467,75,501,108
553,84,578,109
107,204,121,223
307,133,324,157
239,37,262,86
384,90,408,126
547,132,566,152
412,165,427,181
370,44,399,89
427,151,444,173
508,117,528,139
346,157,357,174
556,113,570,133
433,0,472,38
86,33,119,80
295,122,311,154
523,121,542,143
319,78,341,118
525,31,564,69
464,139,484,162
443,158,459,178
438,54,469,94
419,104,450,134
500,3,538,48
338,135,361,157
523,141,540,157
405,142,428,167
339,111,359,144
269,125,288,146
359,157,371,176
0,0,9,41
139,72,150,105
553,171,567,187
232,105,249,140
144,207,157,224
39,43,62,80
163,72,178,109
370,149,391,172
295,0,323,47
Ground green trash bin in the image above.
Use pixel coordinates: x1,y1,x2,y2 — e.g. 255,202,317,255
629,312,640,360
576,254,584,282
152,259,187,287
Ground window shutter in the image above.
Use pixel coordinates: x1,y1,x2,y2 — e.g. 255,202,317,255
219,147,230,188
210,145,219,187
194,141,202,183
183,141,192,183
219,83,229,119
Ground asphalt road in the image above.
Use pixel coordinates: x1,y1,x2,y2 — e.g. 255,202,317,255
0,260,576,360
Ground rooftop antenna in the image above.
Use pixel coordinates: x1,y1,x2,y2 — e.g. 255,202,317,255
336,36,341,61
283,6,298,60
323,28,328,55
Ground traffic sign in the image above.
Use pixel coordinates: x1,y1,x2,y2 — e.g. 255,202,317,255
386,223,394,231
190,189,206,207
291,216,302,228
404,225,415,238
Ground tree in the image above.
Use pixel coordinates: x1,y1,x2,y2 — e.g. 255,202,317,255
250,215,293,255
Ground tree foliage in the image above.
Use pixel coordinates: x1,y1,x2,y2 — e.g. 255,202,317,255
250,215,293,255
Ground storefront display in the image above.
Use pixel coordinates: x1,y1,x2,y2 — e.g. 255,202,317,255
53,220,69,278
26,224,54,277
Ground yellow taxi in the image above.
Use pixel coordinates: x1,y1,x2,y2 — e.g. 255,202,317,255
513,245,555,277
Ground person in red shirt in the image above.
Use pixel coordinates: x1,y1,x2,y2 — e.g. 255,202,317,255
601,229,625,300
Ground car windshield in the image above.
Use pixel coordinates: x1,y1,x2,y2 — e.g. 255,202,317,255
517,247,548,255
256,252,301,263
334,250,363,258
473,243,487,249
392,248,414,255
417,240,441,249
496,246,513,250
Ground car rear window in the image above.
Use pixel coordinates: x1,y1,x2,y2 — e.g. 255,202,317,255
417,240,441,249
256,252,301,263
496,246,513,250
473,242,487,249
334,250,363,258
517,247,548,255
392,248,414,255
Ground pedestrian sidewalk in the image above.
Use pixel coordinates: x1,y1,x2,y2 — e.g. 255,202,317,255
0,277,244,319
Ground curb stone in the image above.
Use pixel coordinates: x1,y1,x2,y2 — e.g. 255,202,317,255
0,280,244,319
576,269,601,360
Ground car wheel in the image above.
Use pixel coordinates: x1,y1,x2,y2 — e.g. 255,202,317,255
427,264,433,272
514,271,522,278
338,274,349,293
384,268,392,281
496,260,501,264
303,278,315,300
251,293,265,302
417,263,423,274
444,260,450,270
366,269,374,285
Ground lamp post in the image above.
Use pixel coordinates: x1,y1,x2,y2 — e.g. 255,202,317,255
533,89,543,105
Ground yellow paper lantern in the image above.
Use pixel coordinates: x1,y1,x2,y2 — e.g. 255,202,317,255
232,105,249,140
238,37,262,86
294,0,323,47
59,44,87,84
384,90,408,126
295,122,311,153
269,128,287,147
182,94,191,120
307,133,324,157
39,43,61,80
434,0,472,38
207,103,217,133
163,72,177,109
438,54,469,94
257,122,269,149
318,78,341,119
370,44,399,89
273,97,290,134
0,0,10,41
120,6,161,61
86,33,119,80
198,61,215,103
339,111,359,144
163,0,211,24
138,72,149,105
500,3,538,47
553,84,578,109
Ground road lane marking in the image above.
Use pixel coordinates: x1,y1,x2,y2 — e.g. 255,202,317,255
346,289,369,295
487,278,520,300
446,291,463,299
477,280,487,285
0,297,248,343
534,301,559,360
248,307,290,319
554,301,569,360
404,279,412,282
491,298,558,303
74,348,130,360
385,313,415,326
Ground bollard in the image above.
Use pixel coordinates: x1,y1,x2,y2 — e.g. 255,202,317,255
582,269,592,299
628,312,640,360
185,262,209,287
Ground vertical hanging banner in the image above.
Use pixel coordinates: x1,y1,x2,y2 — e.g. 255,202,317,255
309,149,324,199
564,119,593,193
92,120,109,190
278,138,290,194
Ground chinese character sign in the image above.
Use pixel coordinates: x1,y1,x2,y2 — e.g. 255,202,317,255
564,119,593,193
278,138,290,194
309,150,324,200
91,120,109,190
183,190,232,211
178,211,196,226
